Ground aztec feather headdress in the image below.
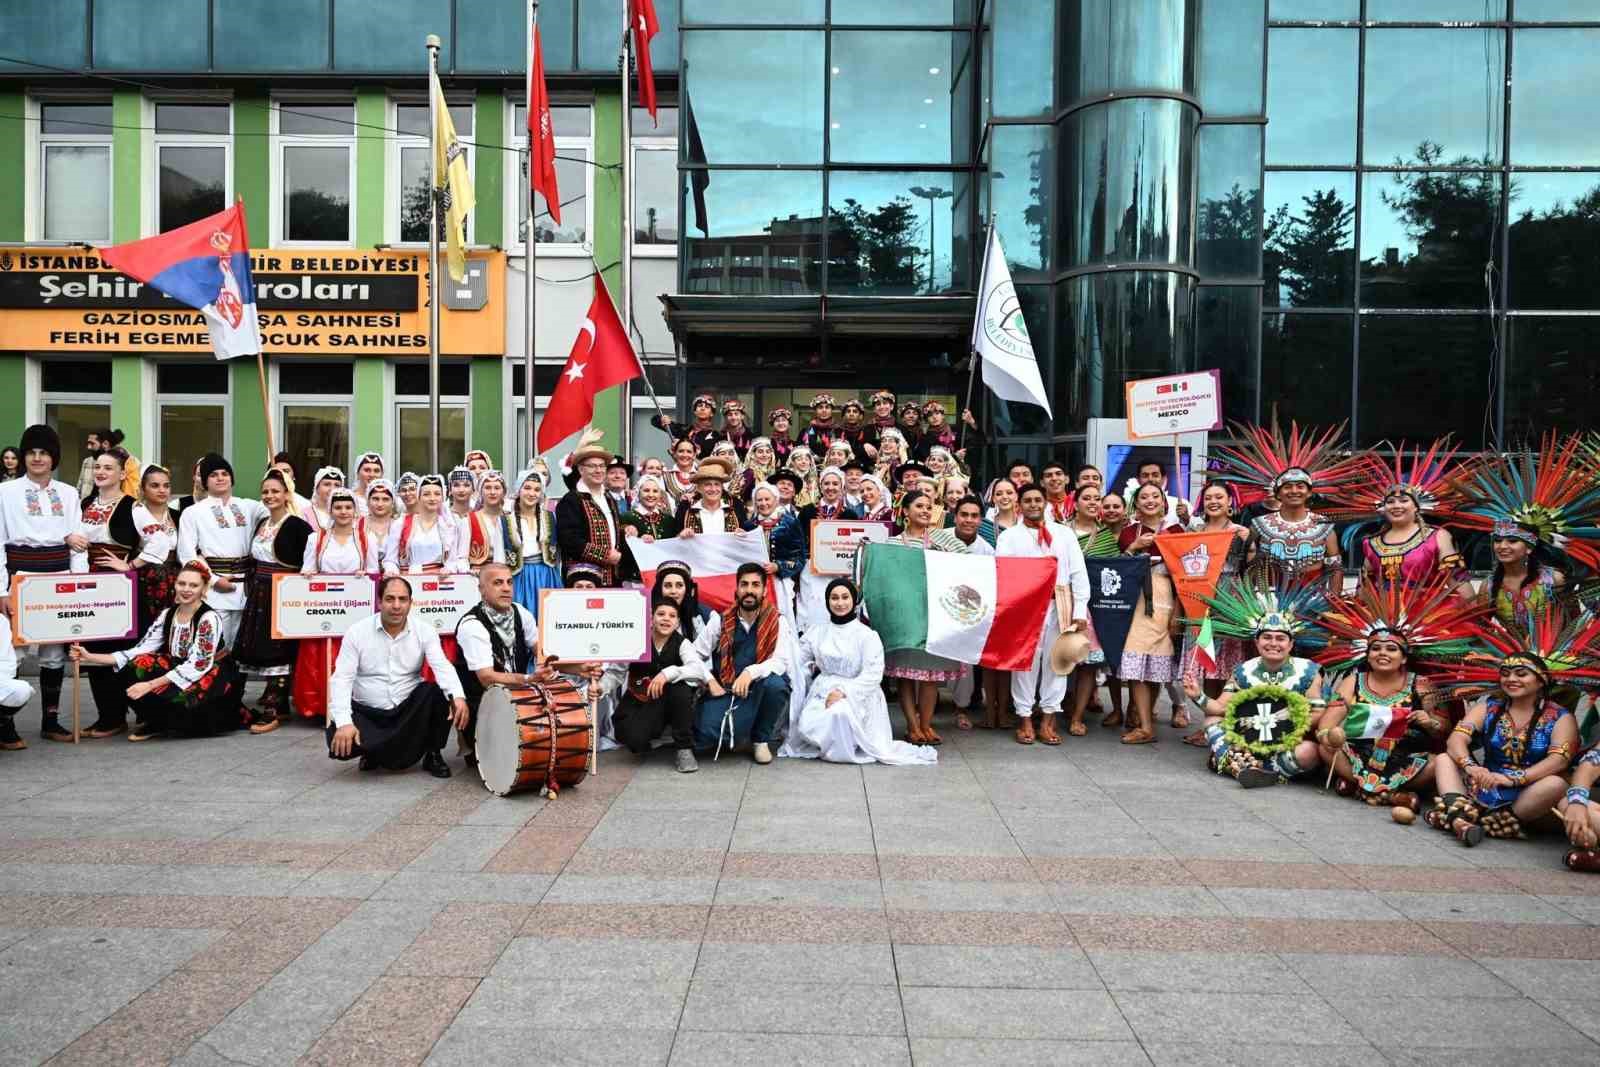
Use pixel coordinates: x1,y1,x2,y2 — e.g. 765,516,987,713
1314,573,1488,675
1209,419,1373,506
1319,437,1470,524
1188,577,1330,648
1428,604,1600,701
1439,432,1600,571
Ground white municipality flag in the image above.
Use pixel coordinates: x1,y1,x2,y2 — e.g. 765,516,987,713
971,226,1052,417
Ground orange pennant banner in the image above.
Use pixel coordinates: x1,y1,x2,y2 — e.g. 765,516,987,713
1155,530,1239,621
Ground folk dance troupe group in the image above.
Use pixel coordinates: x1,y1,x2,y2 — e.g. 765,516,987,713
9,393,1600,871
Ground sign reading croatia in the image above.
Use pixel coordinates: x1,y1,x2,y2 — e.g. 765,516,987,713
270,574,378,640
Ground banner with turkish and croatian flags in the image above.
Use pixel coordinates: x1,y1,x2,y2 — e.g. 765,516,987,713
100,201,261,360
628,529,772,614
858,543,1055,671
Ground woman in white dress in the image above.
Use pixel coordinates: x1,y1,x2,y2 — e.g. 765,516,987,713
781,578,937,767
383,474,463,574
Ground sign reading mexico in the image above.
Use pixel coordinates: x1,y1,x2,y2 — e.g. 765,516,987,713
810,520,893,576
10,573,136,646
270,574,378,640
0,247,504,356
408,574,481,633
539,588,650,663
1124,370,1224,439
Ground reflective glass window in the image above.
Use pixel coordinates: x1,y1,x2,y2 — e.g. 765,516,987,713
1197,0,1265,117
93,0,208,70
525,0,576,70
1265,28,1356,164
1357,315,1490,447
280,105,354,135
514,105,592,137
581,1,675,70
1061,98,1198,270
993,284,1053,439
1507,172,1600,310
682,31,823,164
1269,0,1357,16
1059,272,1195,424
1366,1,1504,17
215,0,331,71
633,107,680,137
989,124,1054,273
681,170,823,294
399,146,431,243
1359,169,1499,308
0,3,85,72
157,362,230,394
832,0,968,23
158,405,227,478
1515,1,1600,18
156,105,230,135
1197,124,1264,278
42,146,111,241
456,0,527,72
42,361,112,393
284,146,351,241
40,105,111,135
991,0,1055,117
1261,314,1352,426
1264,171,1355,308
159,146,227,231
397,406,467,476
1196,286,1261,425
1063,0,1195,100
1363,29,1503,167
829,32,963,164
526,153,588,245
1511,30,1600,166
681,0,823,23
635,147,679,245
1505,317,1600,439
333,0,448,72
828,171,966,295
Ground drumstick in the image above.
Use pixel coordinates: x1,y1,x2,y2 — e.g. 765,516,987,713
587,676,599,778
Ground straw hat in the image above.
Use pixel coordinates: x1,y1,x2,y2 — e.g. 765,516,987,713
692,457,735,484
569,427,611,466
1049,630,1093,675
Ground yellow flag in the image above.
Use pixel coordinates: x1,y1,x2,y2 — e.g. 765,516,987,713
431,69,475,283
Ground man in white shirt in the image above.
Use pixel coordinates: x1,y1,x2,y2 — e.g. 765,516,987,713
328,575,469,778
996,483,1091,746
1123,459,1191,529
692,563,794,764
176,453,265,647
932,496,994,720
0,424,86,743
555,435,633,586
453,562,542,766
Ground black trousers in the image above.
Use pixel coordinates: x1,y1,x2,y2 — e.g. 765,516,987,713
325,682,450,770
613,681,697,754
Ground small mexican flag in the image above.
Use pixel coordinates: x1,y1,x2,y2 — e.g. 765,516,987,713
1193,614,1218,674
860,543,1056,671
1342,702,1411,740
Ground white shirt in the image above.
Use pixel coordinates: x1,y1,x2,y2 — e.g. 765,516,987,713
0,477,87,593
132,503,177,565
328,613,464,729
383,514,463,574
457,604,538,674
598,632,711,698
111,607,225,692
692,609,793,682
177,495,268,611
302,529,381,575
454,510,507,566
996,520,1091,622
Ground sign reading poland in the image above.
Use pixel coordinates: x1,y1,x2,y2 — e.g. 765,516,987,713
1124,370,1224,439
810,520,893,576
10,573,136,646
408,573,481,634
539,588,650,663
270,574,378,640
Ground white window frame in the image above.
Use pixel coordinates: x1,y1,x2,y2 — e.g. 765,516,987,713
271,98,357,247
387,96,476,248
148,102,233,238
155,366,234,473
35,98,114,244
507,99,594,257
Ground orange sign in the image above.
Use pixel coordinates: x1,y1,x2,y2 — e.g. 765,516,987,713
1156,530,1239,621
0,247,504,356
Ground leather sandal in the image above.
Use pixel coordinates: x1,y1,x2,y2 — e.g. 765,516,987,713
1015,723,1035,745
1100,709,1123,729
1120,728,1156,745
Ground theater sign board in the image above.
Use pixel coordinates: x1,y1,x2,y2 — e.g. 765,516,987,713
0,247,504,356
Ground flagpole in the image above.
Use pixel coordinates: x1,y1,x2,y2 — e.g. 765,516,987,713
961,220,994,452
426,33,443,475
256,352,275,463
595,258,669,427
619,0,635,460
525,0,540,468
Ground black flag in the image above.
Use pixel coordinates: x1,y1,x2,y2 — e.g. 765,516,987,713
1085,556,1150,672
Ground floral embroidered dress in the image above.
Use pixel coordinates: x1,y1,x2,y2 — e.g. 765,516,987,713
1339,671,1437,801
111,607,246,735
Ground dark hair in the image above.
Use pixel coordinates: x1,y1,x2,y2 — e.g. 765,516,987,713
650,593,680,615
1007,458,1033,474
1041,461,1067,477
954,494,984,516
735,561,768,585
104,429,125,448
260,469,289,490
140,464,172,490
1075,464,1101,482
1101,490,1126,509
271,451,293,466
1133,482,1167,507
651,567,703,641
1016,481,1046,501
1137,458,1164,474
95,446,131,467
379,575,413,598
1488,549,1545,607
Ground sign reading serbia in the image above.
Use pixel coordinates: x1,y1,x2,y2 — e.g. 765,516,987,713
10,573,136,646
539,588,650,663
1124,370,1224,439
810,520,893,576
408,574,481,634
270,574,378,640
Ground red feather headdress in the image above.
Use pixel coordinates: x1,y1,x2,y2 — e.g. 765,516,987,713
1437,432,1600,572
1319,437,1470,524
1210,419,1373,506
1429,604,1600,702
1315,572,1488,676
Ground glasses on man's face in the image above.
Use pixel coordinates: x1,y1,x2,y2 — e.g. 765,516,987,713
579,462,606,473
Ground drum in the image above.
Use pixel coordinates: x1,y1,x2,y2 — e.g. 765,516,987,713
476,678,594,797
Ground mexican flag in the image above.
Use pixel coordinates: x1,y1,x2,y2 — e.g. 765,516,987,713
859,543,1056,671
1343,702,1411,741
1193,614,1218,674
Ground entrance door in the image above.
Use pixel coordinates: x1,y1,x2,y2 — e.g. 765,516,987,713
281,404,350,483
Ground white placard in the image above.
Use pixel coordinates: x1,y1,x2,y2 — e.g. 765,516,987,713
1124,370,1224,439
9,573,137,646
810,519,893,576
407,572,481,633
270,573,378,640
539,588,650,663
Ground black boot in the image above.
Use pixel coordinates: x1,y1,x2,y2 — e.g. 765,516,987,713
421,750,451,779
0,713,23,751
38,667,68,740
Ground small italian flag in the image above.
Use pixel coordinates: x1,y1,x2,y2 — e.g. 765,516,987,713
1342,702,1411,740
1193,614,1218,674
860,544,1056,671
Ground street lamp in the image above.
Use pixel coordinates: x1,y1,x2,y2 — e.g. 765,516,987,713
908,184,951,294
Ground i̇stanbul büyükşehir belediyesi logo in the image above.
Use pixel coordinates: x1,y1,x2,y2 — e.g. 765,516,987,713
981,280,1033,358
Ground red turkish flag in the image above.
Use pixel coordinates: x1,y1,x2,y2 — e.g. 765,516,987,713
632,0,660,126
537,274,643,453
528,23,561,225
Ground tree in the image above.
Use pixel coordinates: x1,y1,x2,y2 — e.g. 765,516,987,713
1366,141,1499,308
1198,182,1262,275
826,196,925,294
1264,187,1354,308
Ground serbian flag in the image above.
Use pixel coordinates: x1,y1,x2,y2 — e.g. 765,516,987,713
536,274,644,453
1342,702,1411,742
528,20,560,225
632,0,660,125
859,543,1055,671
1156,530,1238,621
628,530,771,613
100,201,261,360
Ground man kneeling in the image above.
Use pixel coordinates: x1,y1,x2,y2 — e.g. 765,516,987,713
613,595,707,773
693,563,793,763
328,575,468,778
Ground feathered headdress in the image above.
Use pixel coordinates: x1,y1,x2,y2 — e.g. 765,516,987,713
1210,419,1373,506
1440,432,1600,571
1315,573,1487,675
1429,604,1600,701
1320,437,1470,524
1188,577,1330,648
